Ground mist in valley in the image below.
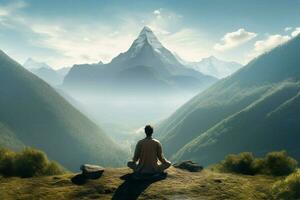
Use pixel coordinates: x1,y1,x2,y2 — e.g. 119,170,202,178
63,90,197,152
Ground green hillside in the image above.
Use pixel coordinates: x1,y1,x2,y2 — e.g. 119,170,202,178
174,82,300,165
157,35,300,164
0,50,127,170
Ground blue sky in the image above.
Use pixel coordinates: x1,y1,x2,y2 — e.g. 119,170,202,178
0,0,299,68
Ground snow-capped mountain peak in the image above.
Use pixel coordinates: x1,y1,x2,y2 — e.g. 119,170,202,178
130,26,163,52
110,26,190,73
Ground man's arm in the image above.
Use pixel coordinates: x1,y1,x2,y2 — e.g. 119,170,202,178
132,141,141,162
157,142,168,163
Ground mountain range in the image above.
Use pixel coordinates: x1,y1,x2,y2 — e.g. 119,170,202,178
178,56,242,79
157,34,300,166
0,51,127,170
23,58,70,86
63,26,217,94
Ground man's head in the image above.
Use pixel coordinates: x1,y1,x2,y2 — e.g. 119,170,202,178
144,125,153,137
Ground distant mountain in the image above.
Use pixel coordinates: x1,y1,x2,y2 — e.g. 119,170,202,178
23,58,51,70
56,67,71,77
23,58,63,86
176,55,242,79
0,50,127,170
157,35,300,165
63,26,217,94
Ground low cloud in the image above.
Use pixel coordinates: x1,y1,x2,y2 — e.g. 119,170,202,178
247,34,290,61
247,26,300,61
291,27,300,37
214,28,257,51
254,34,290,53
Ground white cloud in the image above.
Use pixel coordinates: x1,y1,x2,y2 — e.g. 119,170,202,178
284,27,292,32
161,29,213,61
153,9,161,16
0,0,26,18
214,28,257,51
291,27,300,37
247,34,290,61
28,23,137,67
153,9,162,19
254,34,290,52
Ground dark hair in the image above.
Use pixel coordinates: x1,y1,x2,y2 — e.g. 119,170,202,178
144,125,153,137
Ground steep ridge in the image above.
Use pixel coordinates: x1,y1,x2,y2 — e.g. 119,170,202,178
157,35,300,161
174,82,300,165
0,50,127,170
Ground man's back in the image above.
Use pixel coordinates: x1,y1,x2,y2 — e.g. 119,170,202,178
128,125,171,174
135,138,160,173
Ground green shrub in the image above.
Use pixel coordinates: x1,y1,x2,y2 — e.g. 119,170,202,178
0,148,16,176
272,170,300,199
0,147,65,177
14,148,51,177
220,151,298,176
42,161,64,176
221,152,255,175
251,158,266,174
265,151,297,176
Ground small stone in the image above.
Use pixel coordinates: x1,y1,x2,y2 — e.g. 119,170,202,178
173,161,203,172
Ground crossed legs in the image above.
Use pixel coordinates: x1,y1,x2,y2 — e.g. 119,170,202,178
127,161,171,173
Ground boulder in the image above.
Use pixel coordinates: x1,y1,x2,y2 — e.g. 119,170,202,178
80,164,104,179
173,161,203,172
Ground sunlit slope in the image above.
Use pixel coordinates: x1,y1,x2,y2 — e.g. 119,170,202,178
0,50,127,170
174,82,300,165
157,35,300,160
0,122,24,149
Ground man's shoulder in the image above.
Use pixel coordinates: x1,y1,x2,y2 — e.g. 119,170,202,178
151,138,161,145
139,138,161,144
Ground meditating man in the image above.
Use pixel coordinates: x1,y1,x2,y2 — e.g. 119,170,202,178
127,125,171,174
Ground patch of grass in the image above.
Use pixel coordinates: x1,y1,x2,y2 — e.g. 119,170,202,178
219,151,297,176
0,167,277,200
272,169,300,199
0,147,65,177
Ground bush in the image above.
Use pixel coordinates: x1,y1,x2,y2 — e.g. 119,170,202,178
0,147,64,177
251,158,266,174
43,161,64,176
221,152,255,175
265,151,298,176
272,170,300,199
0,148,16,176
220,151,298,176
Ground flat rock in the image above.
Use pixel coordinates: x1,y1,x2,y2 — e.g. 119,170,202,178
173,160,203,172
80,164,104,179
